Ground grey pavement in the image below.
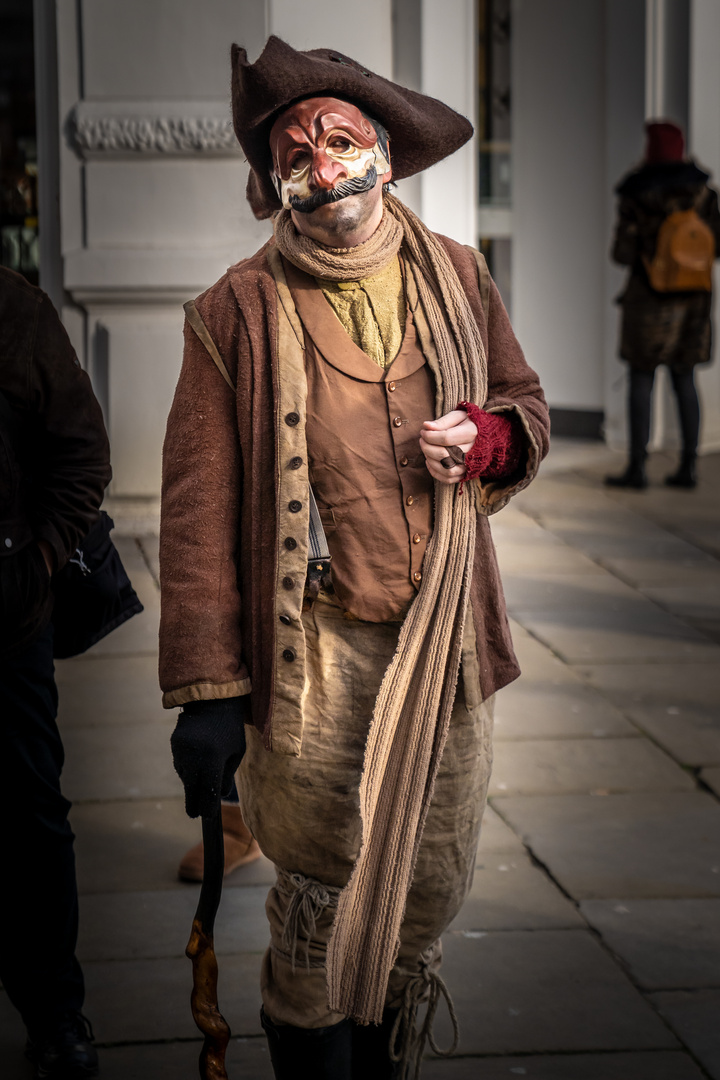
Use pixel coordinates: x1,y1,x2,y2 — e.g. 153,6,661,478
1,439,719,1079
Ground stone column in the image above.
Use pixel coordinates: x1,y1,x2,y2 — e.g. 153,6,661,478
55,0,270,525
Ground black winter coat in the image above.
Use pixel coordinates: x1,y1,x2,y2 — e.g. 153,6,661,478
0,267,111,651
612,161,720,372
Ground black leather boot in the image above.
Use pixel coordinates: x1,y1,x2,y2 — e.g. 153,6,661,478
351,1008,401,1079
604,455,648,489
665,452,697,489
261,1007,353,1079
25,1012,98,1078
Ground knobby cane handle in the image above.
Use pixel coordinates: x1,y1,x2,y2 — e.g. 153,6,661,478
186,808,231,1080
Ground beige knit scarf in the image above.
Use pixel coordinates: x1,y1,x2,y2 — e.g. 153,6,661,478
274,193,488,1025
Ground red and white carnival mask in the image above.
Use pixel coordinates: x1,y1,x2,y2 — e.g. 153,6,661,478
269,97,391,213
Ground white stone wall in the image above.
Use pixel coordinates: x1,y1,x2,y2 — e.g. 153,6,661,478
512,0,609,417
690,0,720,452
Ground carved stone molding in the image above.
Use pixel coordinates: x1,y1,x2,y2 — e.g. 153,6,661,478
70,102,240,157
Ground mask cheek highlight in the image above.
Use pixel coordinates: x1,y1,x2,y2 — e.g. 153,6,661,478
275,168,312,209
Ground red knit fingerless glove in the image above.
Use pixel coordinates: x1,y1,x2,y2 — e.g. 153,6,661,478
457,401,524,491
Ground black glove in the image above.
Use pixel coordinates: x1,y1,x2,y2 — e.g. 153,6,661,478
170,696,249,819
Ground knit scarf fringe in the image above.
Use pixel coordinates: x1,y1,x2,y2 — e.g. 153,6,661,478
275,193,488,1025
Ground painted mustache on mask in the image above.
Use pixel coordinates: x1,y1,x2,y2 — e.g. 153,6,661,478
288,166,378,214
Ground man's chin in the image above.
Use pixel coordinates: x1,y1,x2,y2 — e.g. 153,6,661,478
291,192,368,232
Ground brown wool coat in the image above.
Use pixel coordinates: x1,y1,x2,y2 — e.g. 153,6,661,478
159,236,550,750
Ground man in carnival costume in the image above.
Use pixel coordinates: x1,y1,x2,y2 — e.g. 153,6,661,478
159,37,549,1079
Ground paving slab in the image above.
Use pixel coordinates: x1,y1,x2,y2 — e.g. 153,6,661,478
580,899,720,989
494,681,636,741
642,584,720,643
650,989,720,1080
421,1051,707,1079
600,555,720,590
61,720,180,802
449,854,582,932
81,953,264,1043
478,805,527,855
62,1038,273,1080
578,663,720,767
491,793,720,899
502,571,642,614
495,541,604,578
70,796,276,894
534,517,708,564
434,930,676,1055
56,654,166,728
77,884,269,962
511,605,718,665
137,533,160,587
507,620,577,682
490,738,693,797
702,768,720,796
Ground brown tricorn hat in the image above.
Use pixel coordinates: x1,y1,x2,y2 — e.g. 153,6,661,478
231,36,474,219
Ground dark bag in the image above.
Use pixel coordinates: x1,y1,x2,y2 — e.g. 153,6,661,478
51,510,144,658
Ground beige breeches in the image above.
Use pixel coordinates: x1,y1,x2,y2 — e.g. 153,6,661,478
237,600,494,1028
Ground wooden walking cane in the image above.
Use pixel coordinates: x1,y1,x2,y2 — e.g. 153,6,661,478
186,806,231,1080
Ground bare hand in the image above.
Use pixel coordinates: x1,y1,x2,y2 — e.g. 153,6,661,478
419,410,478,485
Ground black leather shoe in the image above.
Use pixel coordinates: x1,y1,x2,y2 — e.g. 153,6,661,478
261,1006,353,1079
26,1012,98,1079
665,454,697,489
604,459,648,489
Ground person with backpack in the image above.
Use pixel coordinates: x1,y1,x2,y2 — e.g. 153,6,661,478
606,120,720,490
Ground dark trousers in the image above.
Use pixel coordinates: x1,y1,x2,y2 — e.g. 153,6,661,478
628,367,700,459
0,623,85,1032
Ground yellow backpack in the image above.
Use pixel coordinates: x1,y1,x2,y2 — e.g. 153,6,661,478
644,208,715,292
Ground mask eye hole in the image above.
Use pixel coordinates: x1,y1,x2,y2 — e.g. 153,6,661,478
288,150,311,172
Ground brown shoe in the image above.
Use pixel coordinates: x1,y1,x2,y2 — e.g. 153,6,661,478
178,803,262,882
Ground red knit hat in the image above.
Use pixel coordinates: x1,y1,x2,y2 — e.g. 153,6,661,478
645,121,685,164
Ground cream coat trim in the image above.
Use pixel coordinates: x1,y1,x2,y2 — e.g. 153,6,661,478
162,678,252,710
266,245,311,758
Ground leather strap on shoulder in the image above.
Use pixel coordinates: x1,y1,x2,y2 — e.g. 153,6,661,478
464,246,492,318
183,299,236,393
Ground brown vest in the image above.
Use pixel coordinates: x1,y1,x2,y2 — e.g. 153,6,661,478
283,257,435,623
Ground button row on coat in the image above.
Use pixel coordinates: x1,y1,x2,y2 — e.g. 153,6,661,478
280,407,304,664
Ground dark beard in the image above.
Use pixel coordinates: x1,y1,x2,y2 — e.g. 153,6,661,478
288,166,378,214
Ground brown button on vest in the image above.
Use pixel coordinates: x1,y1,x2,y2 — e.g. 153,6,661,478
283,257,435,623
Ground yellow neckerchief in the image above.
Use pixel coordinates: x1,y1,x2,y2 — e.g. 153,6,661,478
315,255,406,368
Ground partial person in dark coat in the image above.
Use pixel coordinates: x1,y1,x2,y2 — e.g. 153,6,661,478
607,120,720,489
0,266,111,1078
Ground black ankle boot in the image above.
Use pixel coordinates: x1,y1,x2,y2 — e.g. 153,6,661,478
351,1008,401,1079
665,453,697,489
261,1007,353,1079
604,456,648,489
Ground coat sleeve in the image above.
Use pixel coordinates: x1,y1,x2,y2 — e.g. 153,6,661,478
158,309,251,710
611,196,640,267
474,275,550,516
29,292,111,568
